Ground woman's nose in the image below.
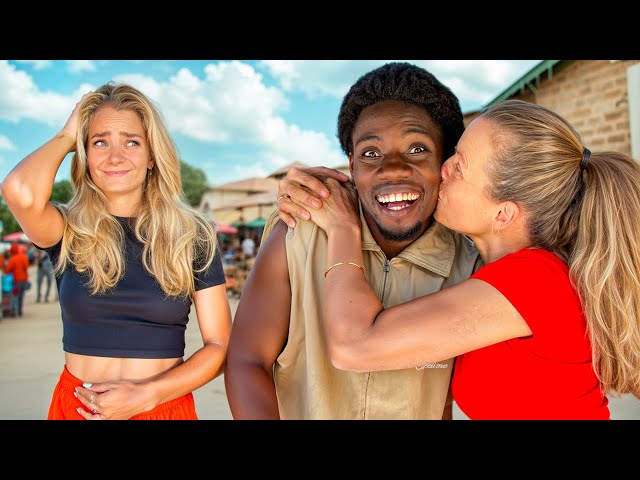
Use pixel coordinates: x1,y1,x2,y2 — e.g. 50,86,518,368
107,147,125,163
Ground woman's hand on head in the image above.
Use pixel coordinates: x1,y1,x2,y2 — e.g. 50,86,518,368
276,165,350,228
59,91,92,153
306,177,359,233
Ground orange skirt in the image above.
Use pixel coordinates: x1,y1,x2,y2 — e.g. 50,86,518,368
47,365,198,420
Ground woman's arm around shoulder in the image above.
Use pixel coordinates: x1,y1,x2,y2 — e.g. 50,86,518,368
325,272,533,373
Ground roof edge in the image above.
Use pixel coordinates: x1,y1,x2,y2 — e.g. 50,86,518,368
484,60,567,109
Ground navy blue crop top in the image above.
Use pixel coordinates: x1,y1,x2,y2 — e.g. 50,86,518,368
38,216,226,359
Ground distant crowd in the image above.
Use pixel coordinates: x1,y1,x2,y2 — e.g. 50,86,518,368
1,242,55,318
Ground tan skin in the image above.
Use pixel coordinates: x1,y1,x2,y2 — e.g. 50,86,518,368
1,94,232,419
296,117,532,373
225,100,454,419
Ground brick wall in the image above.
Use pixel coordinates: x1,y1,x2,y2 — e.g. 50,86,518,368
479,60,639,155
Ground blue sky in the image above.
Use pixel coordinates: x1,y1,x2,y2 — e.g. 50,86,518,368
0,60,541,187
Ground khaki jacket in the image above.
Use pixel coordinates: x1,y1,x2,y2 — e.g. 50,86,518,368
262,206,480,419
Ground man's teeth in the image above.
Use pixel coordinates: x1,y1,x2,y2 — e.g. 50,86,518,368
376,192,420,203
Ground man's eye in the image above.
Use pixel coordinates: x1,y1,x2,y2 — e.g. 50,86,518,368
409,146,426,154
362,150,380,158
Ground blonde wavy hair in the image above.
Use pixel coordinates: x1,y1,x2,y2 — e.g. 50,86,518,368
55,82,217,299
481,99,640,398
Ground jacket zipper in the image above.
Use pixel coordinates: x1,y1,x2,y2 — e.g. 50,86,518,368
365,255,391,419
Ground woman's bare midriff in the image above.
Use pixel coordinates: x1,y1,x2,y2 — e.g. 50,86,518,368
65,353,183,383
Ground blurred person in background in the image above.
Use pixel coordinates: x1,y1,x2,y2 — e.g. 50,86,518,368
241,235,256,257
35,249,54,303
4,243,30,317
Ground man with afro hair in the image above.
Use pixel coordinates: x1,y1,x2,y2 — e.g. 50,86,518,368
225,62,481,419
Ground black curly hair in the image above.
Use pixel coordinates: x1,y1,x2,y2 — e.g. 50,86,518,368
337,62,464,162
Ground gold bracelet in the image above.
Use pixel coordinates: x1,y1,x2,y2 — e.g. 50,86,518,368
324,261,365,278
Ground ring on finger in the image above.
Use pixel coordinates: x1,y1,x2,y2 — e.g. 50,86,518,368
276,194,289,203
89,393,95,404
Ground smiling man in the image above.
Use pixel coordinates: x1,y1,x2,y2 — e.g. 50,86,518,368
224,63,481,419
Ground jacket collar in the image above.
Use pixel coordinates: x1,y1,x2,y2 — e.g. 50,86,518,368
359,203,456,278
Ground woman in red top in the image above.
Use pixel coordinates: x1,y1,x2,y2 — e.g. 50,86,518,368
278,100,640,419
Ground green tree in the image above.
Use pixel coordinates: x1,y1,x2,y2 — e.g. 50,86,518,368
0,180,73,235
180,161,209,207
0,200,20,235
50,180,73,204
0,166,208,236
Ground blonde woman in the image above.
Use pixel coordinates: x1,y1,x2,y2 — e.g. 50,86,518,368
282,99,640,419
1,82,232,420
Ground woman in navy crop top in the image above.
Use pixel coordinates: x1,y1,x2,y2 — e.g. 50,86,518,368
1,82,232,420
280,99,640,419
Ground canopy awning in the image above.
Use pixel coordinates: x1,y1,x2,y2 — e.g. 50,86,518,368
244,217,267,228
214,222,238,235
2,231,29,243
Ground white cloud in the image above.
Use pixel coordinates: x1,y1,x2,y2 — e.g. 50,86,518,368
196,158,270,186
66,60,97,73
260,60,381,98
2,60,542,186
116,61,344,170
0,134,16,150
421,60,540,108
0,61,345,175
230,163,270,181
15,60,53,70
257,117,345,169
0,61,95,127
260,60,541,112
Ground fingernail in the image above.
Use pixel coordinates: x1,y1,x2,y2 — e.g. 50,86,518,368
321,190,329,198
73,392,78,398
83,383,92,388
288,221,296,228
76,408,82,414
312,200,321,208
302,212,310,220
